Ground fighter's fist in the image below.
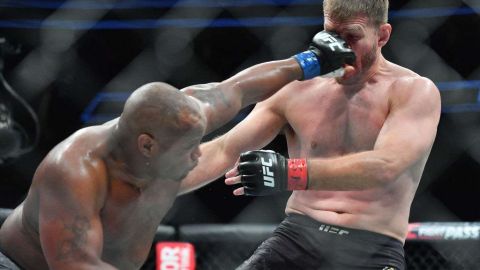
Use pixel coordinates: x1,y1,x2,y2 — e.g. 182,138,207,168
234,150,308,196
294,31,356,80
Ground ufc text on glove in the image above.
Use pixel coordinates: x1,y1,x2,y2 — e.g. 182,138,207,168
237,150,308,196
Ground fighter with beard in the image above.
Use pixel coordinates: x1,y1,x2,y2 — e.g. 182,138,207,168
179,0,441,269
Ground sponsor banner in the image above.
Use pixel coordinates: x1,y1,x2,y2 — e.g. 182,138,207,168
407,222,480,240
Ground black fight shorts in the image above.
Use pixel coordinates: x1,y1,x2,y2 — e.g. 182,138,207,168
237,213,405,270
0,250,21,270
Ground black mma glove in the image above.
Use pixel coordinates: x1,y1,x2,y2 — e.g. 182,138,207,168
294,31,356,80
237,150,308,196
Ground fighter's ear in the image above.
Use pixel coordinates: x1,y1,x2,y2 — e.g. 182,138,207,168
377,23,392,48
138,133,157,157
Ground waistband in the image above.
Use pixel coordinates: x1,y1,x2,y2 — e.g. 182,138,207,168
285,213,404,247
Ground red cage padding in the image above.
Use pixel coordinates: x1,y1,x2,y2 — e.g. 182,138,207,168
156,242,195,270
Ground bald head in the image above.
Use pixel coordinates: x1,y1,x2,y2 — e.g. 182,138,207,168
118,82,205,149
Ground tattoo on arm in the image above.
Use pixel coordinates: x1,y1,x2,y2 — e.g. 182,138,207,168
56,215,91,261
184,84,230,110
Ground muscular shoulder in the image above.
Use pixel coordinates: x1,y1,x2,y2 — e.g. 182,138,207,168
36,127,109,209
385,61,437,96
388,64,440,112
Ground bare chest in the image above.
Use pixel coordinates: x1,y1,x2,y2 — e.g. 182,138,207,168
100,180,179,268
285,87,389,157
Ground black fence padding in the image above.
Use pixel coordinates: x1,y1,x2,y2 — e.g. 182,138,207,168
405,240,480,270
178,224,277,270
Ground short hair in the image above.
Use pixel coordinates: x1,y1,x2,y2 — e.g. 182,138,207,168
323,0,389,26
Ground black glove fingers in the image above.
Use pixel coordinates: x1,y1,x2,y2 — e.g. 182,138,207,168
239,151,259,162
238,162,261,175
243,186,256,196
235,149,285,196
240,174,257,186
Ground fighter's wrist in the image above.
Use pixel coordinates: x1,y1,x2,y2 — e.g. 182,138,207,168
293,51,321,80
286,158,308,190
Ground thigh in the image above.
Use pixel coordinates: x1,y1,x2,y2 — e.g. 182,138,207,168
236,222,325,270
236,234,301,270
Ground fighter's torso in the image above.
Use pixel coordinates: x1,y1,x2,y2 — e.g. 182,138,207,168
99,176,178,269
278,63,425,241
0,124,179,270
284,77,389,157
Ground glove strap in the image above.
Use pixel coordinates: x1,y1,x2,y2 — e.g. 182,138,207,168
287,159,308,190
293,51,321,80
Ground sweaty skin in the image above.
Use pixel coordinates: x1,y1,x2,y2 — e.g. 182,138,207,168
0,58,303,270
278,62,436,241
180,15,441,243
0,122,185,270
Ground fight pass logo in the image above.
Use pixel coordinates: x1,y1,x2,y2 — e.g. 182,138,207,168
407,223,480,240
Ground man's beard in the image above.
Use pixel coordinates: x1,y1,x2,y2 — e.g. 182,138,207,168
337,43,378,85
361,42,378,72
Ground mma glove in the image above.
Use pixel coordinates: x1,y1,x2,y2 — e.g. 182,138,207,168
237,150,308,196
294,31,356,80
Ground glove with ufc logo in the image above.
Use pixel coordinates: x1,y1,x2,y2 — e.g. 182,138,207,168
294,31,356,80
237,150,308,196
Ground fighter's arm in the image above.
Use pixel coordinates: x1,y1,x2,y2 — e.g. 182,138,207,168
230,77,441,195
181,58,301,134
38,158,115,269
178,99,287,195
181,31,355,134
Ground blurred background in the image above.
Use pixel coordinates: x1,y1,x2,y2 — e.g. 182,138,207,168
0,0,479,228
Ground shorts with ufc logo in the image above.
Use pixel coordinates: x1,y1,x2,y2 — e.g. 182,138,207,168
237,213,405,270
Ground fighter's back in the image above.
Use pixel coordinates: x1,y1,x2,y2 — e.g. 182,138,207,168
0,124,112,270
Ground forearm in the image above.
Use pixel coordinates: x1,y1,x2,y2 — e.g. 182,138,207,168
183,58,301,133
179,138,237,195
307,151,396,191
226,58,302,106
214,58,301,131
44,239,118,270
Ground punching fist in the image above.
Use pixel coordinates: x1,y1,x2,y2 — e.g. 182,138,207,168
294,31,356,80
231,150,308,196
